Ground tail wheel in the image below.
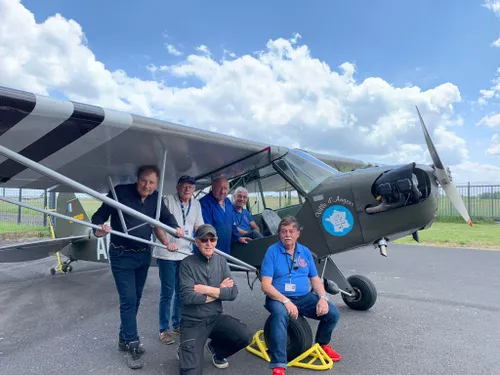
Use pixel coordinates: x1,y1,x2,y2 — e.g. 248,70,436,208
342,274,377,311
263,314,313,361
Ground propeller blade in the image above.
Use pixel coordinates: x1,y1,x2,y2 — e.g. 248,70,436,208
415,106,472,227
441,184,473,227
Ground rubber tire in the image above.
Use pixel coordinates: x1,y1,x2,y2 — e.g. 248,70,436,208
50,268,56,276
341,274,377,311
263,314,313,362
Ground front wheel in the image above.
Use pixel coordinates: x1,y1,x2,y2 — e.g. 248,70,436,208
341,275,377,311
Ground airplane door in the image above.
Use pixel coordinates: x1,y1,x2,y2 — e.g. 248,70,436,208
298,174,364,256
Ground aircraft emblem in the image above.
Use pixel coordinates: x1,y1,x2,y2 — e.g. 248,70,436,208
322,205,354,236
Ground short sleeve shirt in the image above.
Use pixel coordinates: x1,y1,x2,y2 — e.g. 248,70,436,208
153,194,204,261
233,207,254,232
260,241,318,297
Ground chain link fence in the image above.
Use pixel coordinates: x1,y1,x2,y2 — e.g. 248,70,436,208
0,188,53,238
1,183,499,238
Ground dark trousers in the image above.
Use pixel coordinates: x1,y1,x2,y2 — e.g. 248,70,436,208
178,314,252,375
264,293,340,369
109,246,152,344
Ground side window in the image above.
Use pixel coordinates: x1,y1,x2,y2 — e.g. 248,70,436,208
247,176,302,216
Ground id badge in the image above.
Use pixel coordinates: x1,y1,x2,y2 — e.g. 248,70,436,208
285,283,296,292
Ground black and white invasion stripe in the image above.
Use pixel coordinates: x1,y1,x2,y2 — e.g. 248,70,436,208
0,86,133,187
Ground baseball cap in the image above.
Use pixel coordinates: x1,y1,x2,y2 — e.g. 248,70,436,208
195,224,217,238
177,175,196,184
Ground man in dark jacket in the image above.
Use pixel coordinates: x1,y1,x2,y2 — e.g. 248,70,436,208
178,224,252,375
92,165,184,369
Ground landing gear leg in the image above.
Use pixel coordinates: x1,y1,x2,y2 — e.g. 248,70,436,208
316,256,378,311
50,251,76,275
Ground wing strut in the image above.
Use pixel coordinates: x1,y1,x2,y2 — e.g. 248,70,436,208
155,149,168,220
107,176,129,233
0,144,257,273
0,195,255,272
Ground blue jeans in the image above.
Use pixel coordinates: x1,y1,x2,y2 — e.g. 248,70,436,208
158,259,181,332
109,247,152,344
264,292,340,369
246,230,264,239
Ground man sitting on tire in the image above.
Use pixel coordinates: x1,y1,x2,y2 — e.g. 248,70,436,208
260,216,342,375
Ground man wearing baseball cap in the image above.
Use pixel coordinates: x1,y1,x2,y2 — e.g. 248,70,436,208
153,175,204,345
177,224,252,374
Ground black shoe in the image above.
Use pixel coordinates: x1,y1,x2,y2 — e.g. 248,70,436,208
119,340,145,354
126,341,144,369
205,341,228,369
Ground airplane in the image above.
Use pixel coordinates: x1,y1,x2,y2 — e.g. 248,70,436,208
0,85,472,361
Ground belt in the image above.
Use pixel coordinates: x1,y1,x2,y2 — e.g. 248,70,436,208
109,243,150,253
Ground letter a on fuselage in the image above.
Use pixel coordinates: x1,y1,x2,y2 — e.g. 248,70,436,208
96,235,109,261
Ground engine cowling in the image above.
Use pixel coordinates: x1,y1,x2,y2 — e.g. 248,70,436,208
366,163,424,214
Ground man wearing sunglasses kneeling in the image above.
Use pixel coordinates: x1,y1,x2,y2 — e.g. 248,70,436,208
178,224,252,375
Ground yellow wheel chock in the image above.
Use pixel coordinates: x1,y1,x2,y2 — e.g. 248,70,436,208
246,330,334,370
246,330,271,362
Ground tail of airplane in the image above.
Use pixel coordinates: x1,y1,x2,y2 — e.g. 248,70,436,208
54,192,92,238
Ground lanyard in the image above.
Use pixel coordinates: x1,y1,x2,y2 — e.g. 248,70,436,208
179,198,191,227
286,248,297,281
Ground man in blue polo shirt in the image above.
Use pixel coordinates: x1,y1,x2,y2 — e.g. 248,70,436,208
260,216,342,375
232,186,263,239
199,177,251,254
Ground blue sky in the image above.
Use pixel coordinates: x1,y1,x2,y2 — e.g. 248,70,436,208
23,0,499,90
2,0,500,182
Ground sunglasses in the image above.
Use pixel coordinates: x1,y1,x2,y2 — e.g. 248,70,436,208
199,237,218,243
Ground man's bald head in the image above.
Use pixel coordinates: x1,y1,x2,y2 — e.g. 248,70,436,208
211,177,229,203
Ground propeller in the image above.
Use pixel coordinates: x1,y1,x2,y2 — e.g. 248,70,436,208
415,106,472,227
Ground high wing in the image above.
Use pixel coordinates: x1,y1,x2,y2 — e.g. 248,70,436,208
0,235,87,263
308,150,378,172
0,86,371,194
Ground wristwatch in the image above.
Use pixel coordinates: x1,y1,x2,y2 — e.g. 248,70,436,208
319,295,329,301
282,298,290,305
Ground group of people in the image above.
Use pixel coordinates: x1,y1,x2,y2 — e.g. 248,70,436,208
91,165,342,375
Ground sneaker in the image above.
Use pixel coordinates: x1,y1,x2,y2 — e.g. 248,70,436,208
172,327,181,335
205,341,229,369
118,340,145,354
272,368,286,375
321,344,342,362
159,331,175,345
126,341,144,369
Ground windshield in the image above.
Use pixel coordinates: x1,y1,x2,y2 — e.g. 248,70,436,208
273,149,340,194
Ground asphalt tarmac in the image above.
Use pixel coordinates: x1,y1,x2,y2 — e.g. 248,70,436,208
0,244,499,375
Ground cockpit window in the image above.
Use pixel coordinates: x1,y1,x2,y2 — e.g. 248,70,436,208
274,149,340,194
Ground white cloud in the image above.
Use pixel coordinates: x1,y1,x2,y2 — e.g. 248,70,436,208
452,161,500,183
0,0,494,182
487,134,500,156
479,0,500,105
477,2,500,165
483,0,500,16
195,45,210,55
478,113,500,128
166,44,182,56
